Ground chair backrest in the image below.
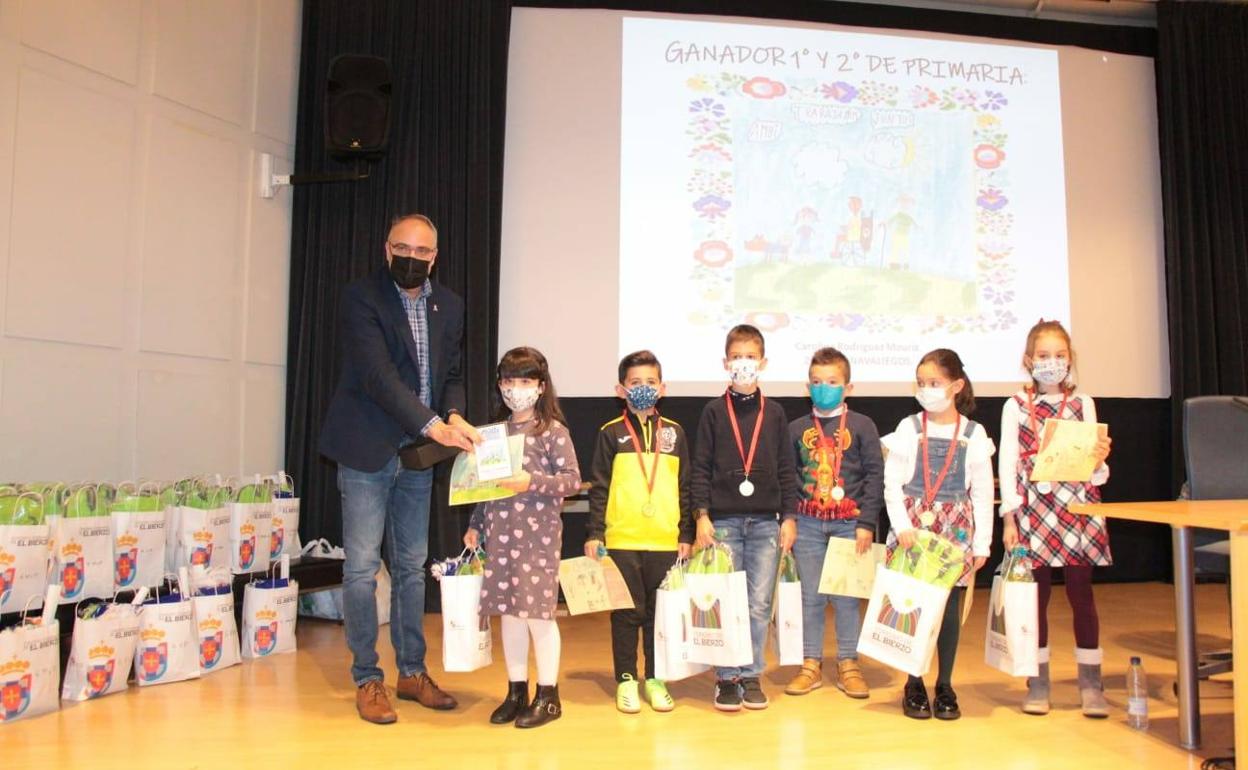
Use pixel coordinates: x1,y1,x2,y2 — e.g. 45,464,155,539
1183,396,1248,500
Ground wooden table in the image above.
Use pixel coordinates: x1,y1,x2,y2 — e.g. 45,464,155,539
1071,499,1248,759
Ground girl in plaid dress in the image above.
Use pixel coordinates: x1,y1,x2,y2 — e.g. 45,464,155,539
882,349,995,721
998,320,1113,718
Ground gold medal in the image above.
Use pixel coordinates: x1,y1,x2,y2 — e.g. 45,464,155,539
919,509,937,527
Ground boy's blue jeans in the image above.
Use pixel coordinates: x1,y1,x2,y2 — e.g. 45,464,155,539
712,514,780,680
792,515,863,661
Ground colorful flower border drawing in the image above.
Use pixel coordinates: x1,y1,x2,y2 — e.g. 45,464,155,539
683,73,1018,336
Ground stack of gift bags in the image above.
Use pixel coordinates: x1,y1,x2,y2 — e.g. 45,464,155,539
0,473,303,726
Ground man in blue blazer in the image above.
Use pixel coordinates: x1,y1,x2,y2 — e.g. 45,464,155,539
320,213,480,724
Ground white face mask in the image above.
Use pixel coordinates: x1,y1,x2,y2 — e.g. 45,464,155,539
501,385,540,413
728,358,760,387
915,386,952,413
1031,358,1069,386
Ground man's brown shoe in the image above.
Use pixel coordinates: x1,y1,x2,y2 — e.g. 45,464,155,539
357,680,397,724
836,659,870,699
784,659,823,695
397,672,458,710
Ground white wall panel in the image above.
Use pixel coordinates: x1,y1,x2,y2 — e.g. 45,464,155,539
19,0,141,84
7,68,132,348
153,0,252,125
139,117,241,360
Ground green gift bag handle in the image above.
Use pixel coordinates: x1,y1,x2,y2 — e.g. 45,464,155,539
687,542,734,575
63,484,108,519
110,481,162,513
234,475,274,504
0,491,44,526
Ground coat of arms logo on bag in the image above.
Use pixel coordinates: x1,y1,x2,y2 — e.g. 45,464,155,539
85,656,115,697
60,551,86,599
139,643,168,682
0,659,31,721
0,566,14,606
114,541,139,588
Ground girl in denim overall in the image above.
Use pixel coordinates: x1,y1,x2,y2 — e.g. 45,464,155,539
882,349,995,721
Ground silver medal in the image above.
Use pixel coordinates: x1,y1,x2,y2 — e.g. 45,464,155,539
919,509,937,527
831,486,845,502
641,501,655,516
739,479,755,497
1036,481,1053,494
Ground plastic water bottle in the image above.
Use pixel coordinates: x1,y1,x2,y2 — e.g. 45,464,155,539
1126,656,1149,730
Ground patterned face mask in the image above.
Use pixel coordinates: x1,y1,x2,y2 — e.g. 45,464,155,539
1031,358,1069,386
625,384,660,411
728,358,760,386
501,385,540,413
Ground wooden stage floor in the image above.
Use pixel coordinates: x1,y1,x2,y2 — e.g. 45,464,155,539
3,582,1235,769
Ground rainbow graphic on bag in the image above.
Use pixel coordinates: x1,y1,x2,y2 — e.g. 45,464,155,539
990,602,1007,635
877,595,922,636
689,596,722,630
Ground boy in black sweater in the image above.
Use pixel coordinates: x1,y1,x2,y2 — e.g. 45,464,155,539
690,324,800,712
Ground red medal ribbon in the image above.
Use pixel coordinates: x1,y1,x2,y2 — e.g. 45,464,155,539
812,408,850,489
1023,387,1070,456
920,411,961,511
725,389,766,481
621,410,661,502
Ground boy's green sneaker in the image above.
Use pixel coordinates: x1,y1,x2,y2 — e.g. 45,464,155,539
616,674,642,714
644,678,675,712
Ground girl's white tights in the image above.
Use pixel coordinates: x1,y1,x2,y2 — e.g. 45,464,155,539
500,614,561,686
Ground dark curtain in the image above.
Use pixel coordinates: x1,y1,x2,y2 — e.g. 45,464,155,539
285,0,511,561
1156,0,1248,490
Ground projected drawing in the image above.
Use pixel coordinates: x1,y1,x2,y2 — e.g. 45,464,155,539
683,73,1013,336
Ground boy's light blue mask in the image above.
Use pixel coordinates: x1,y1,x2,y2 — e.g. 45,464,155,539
809,383,845,412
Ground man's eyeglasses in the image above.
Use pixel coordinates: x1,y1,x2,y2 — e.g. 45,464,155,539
388,242,436,259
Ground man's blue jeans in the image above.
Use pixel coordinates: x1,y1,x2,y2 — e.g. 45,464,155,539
792,516,863,661
713,514,780,680
338,456,432,685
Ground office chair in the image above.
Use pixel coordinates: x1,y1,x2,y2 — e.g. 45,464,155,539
1182,395,1248,679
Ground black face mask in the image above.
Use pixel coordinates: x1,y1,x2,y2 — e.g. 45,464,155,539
389,254,431,289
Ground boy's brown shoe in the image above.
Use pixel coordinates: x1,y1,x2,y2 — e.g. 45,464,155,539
784,659,823,695
836,659,870,699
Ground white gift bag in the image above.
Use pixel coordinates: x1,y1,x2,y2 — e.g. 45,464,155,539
856,565,950,677
241,557,298,658
0,493,51,614
190,568,240,674
439,572,492,673
134,570,200,687
296,539,390,625
0,586,60,724
772,554,804,667
653,566,711,682
110,485,167,591
270,472,301,561
229,478,273,576
54,487,114,604
985,554,1040,677
62,590,146,702
684,545,752,668
176,502,231,573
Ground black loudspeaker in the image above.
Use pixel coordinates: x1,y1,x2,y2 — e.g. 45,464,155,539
325,54,392,160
